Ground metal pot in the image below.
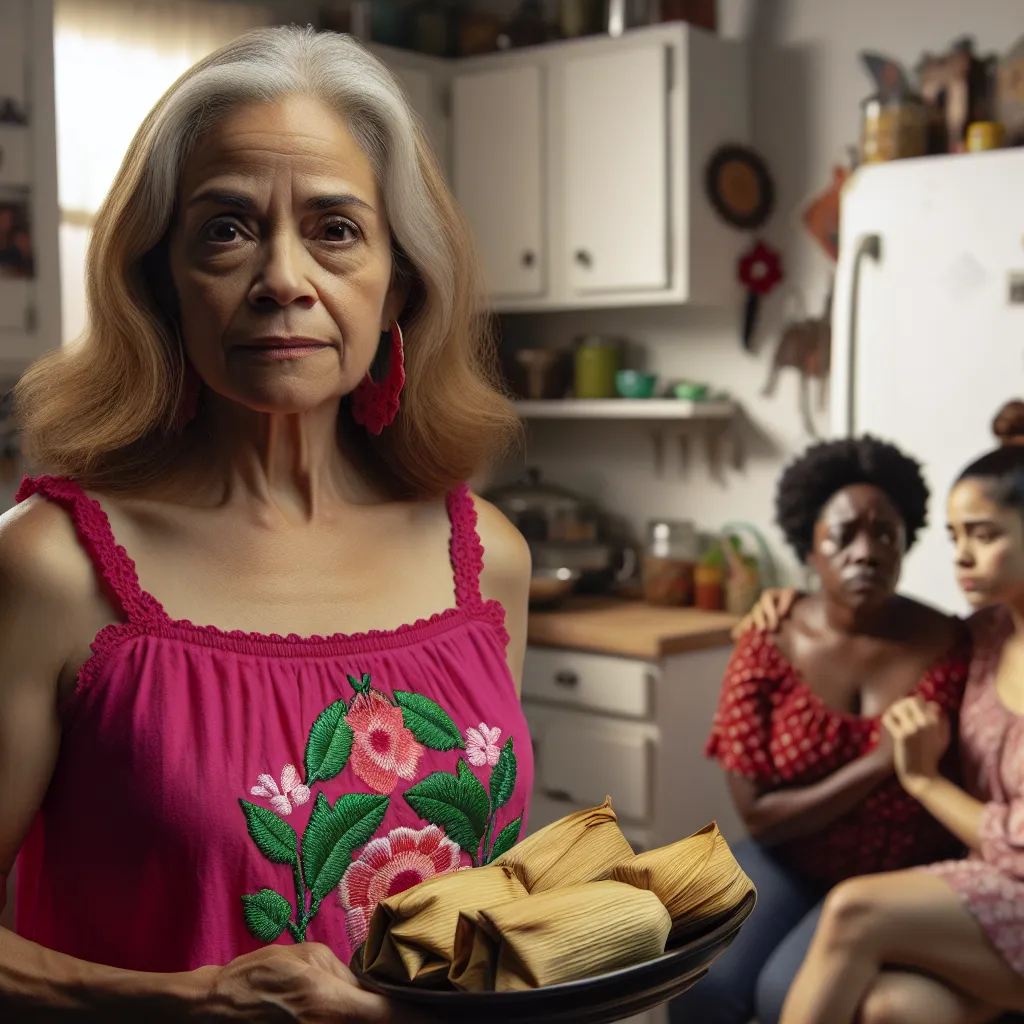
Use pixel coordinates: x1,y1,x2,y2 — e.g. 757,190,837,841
485,468,601,545
486,470,637,595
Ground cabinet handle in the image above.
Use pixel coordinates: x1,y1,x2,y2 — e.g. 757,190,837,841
574,249,593,268
521,250,536,268
554,670,578,687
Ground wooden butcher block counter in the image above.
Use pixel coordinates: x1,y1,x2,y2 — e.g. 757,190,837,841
526,597,740,660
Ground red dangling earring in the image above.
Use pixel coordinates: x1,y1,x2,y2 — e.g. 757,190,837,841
351,323,405,435
172,358,202,433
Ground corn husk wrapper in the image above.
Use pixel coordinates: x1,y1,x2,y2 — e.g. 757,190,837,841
611,821,755,943
450,880,671,992
492,797,634,893
361,864,528,985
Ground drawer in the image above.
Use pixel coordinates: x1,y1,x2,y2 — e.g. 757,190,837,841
528,790,655,853
524,703,656,823
523,646,656,719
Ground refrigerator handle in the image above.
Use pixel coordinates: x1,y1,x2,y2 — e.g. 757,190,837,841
844,233,882,436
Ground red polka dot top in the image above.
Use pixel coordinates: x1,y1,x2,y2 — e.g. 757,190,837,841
705,628,970,885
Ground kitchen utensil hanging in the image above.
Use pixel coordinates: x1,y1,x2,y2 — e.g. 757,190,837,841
704,144,781,352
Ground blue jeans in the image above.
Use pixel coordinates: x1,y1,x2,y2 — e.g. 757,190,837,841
668,838,827,1024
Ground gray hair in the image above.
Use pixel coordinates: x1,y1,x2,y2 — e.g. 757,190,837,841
137,26,450,320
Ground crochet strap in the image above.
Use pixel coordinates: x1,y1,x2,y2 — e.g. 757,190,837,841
445,483,510,647
15,475,160,626
446,483,485,610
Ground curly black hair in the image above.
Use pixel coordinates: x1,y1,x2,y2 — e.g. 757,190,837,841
775,436,929,562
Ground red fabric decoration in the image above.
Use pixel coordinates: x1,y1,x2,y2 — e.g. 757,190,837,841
352,323,406,435
737,240,784,350
738,240,784,296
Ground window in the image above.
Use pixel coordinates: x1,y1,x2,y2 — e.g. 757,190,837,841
54,0,270,344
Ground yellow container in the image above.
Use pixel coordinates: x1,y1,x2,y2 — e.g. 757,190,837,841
966,121,1006,152
860,95,928,164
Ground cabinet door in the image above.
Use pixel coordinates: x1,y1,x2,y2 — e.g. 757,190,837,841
563,44,668,294
452,65,545,299
524,703,655,823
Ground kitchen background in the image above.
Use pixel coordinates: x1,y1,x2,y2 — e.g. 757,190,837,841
1,0,1021,581
4,0,1024,1009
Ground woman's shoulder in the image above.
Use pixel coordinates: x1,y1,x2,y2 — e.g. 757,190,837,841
472,493,531,585
0,492,100,639
725,626,791,687
964,604,1013,647
892,595,968,651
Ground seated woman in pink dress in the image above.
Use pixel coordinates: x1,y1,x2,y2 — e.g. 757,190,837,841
747,403,1024,1023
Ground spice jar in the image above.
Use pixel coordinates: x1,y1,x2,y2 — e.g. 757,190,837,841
574,336,622,399
642,519,698,606
694,563,724,611
860,94,928,163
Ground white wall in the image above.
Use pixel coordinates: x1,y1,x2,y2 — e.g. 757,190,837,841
498,0,1024,583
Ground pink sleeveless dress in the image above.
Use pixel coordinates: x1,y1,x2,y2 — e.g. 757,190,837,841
13,475,533,973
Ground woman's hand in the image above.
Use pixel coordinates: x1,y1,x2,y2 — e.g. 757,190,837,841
882,696,951,796
197,943,434,1023
731,588,801,639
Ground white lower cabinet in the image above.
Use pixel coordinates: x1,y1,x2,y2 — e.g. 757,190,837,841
521,642,742,1024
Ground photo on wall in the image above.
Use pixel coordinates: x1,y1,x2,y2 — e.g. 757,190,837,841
0,197,34,279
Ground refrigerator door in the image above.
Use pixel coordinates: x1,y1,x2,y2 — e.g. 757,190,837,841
831,151,1024,614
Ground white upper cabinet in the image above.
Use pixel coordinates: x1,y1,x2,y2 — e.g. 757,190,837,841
563,43,668,296
452,64,545,300
450,24,749,312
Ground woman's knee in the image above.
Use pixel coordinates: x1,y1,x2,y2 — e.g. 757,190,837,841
858,983,915,1024
816,877,890,951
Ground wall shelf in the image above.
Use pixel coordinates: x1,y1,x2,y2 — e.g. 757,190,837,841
513,398,735,420
515,398,742,480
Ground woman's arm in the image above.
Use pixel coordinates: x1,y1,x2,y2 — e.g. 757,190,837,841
884,695,1013,857
708,632,894,846
475,496,531,697
727,743,892,847
0,503,203,1019
902,776,983,851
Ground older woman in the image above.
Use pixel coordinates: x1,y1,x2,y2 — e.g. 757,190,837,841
669,436,970,1024
0,27,531,1022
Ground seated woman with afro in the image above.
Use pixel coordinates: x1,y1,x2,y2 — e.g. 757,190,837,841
668,436,971,1024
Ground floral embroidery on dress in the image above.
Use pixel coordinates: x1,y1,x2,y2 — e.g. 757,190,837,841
466,723,502,767
250,764,312,816
347,689,424,794
238,672,524,947
338,824,463,947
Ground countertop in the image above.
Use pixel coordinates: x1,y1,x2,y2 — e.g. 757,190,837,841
526,597,740,660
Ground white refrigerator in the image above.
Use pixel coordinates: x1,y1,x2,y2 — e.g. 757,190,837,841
831,150,1024,614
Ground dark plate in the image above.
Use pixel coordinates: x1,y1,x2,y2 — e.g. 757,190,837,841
351,890,755,1023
